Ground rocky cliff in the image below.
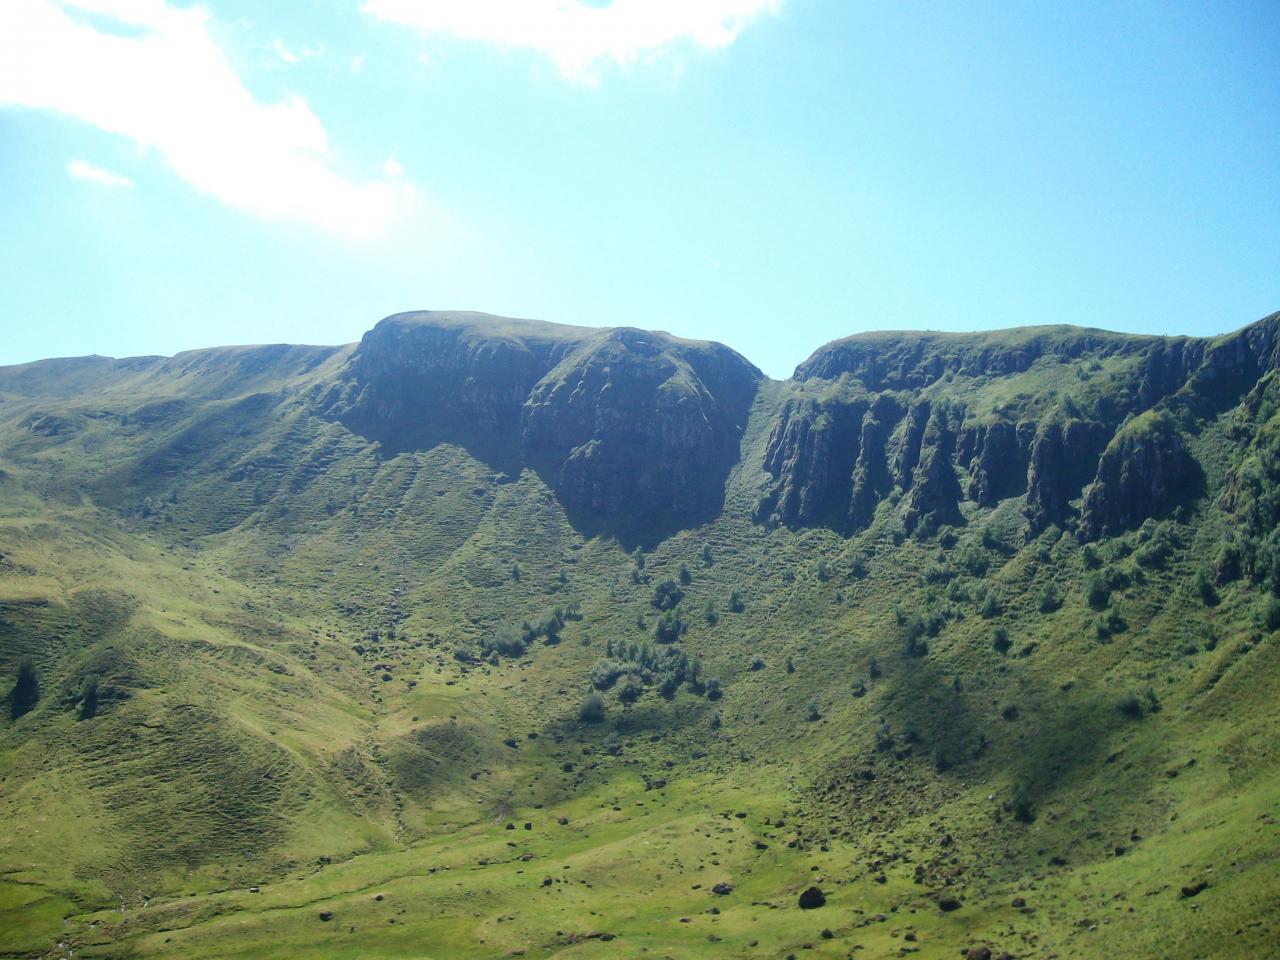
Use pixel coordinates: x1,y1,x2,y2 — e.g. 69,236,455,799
759,313,1280,541
329,311,762,545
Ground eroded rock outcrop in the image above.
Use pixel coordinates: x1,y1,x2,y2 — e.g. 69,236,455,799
331,311,761,545
1079,412,1201,539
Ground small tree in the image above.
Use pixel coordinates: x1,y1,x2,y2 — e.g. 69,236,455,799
678,563,692,586
702,543,713,565
8,658,37,720
617,676,643,705
78,677,99,720
578,693,606,723
651,579,685,611
728,590,745,613
1010,783,1034,823
991,626,1011,654
1086,573,1110,610
704,600,718,626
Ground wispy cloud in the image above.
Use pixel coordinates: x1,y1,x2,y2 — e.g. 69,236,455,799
0,0,411,240
67,158,133,187
272,37,323,65
361,0,783,81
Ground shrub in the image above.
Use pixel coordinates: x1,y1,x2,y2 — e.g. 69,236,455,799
1213,540,1241,584
1082,543,1102,569
1116,691,1144,719
816,560,829,582
617,676,643,705
868,657,881,679
653,608,686,643
77,677,98,720
709,710,721,730
510,563,521,581
1038,583,1061,613
848,555,868,580
578,693,605,723
1266,597,1280,632
805,700,821,721
728,590,745,613
785,655,795,674
991,627,1011,654
704,600,718,626
702,543,713,565
959,544,989,577
1010,783,1034,823
1000,703,1020,721
9,658,38,719
651,579,684,611
679,563,692,586
705,677,722,701
748,654,766,671
1194,570,1219,606
1086,574,1111,610
979,593,1002,619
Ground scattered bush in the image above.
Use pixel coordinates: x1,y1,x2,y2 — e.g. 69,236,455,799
709,710,721,730
651,579,685,611
653,607,687,643
77,677,98,720
704,600,718,626
991,626,1011,654
1194,570,1219,606
748,654,766,671
805,700,821,721
785,655,795,674
979,593,1002,619
1086,573,1111,610
1010,783,1034,823
702,543,713,565
705,678,722,700
617,676,643,705
578,693,605,723
1038,583,1061,613
1265,596,1280,632
679,563,692,586
9,658,38,720
728,590,745,613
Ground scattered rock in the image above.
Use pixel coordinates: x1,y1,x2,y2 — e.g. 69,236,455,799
798,887,826,909
936,895,962,912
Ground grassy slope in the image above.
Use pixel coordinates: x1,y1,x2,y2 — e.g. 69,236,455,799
0,339,1277,959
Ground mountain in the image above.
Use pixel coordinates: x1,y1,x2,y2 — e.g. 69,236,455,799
1,310,1278,960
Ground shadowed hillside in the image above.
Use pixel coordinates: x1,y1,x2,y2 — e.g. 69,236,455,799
1,310,1278,960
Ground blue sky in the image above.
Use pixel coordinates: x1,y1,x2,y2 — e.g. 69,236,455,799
1,0,1277,378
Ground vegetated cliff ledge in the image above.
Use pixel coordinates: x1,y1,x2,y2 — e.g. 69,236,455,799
327,311,763,546
758,313,1280,541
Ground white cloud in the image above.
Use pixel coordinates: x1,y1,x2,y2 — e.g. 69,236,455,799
384,157,404,178
362,0,782,81
67,158,133,187
0,0,411,240
272,37,322,65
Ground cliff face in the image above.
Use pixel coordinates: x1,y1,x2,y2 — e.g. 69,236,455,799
759,313,1280,541
330,312,761,545
1078,412,1200,540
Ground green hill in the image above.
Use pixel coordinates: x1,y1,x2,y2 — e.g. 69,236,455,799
1,310,1278,959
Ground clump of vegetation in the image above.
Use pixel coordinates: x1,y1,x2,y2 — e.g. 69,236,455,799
728,589,745,613
1194,570,1219,606
991,626,1011,654
653,607,687,643
703,600,718,625
805,700,821,721
678,563,692,585
1010,783,1035,823
651,579,684,611
1086,573,1111,610
77,677,99,720
578,693,606,723
748,654,766,671
979,592,1002,618
589,638,703,701
1038,583,1061,613
8,658,38,720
